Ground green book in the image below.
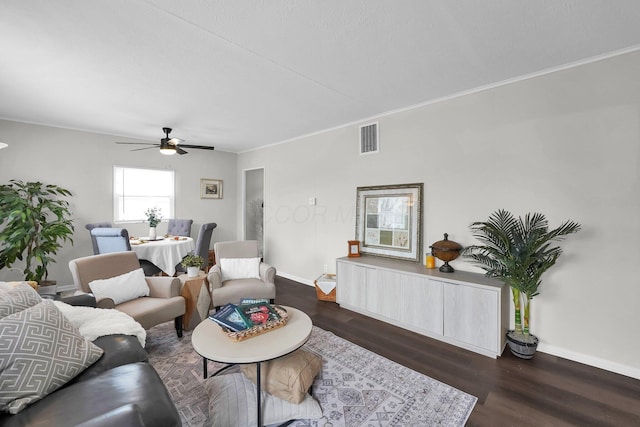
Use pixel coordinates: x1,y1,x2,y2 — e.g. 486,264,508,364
237,302,281,326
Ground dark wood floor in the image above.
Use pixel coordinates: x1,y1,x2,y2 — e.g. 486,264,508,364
274,276,640,427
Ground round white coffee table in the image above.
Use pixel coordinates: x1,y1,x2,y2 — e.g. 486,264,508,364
191,306,312,427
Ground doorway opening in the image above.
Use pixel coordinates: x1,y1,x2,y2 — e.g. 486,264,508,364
244,168,264,258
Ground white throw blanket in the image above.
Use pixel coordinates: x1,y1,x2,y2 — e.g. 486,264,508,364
53,301,146,347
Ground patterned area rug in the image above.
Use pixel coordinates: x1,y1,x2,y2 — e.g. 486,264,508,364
146,321,477,427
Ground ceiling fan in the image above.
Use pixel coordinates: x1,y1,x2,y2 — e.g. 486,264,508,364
116,127,215,155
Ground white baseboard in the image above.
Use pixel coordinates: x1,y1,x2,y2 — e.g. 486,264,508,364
276,272,315,287
536,343,640,380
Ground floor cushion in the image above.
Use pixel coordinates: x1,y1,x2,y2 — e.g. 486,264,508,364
205,372,322,427
240,349,322,404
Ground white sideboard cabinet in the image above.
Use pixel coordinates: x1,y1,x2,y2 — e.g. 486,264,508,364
336,256,509,358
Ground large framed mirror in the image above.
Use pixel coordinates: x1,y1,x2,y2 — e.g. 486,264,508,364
355,183,423,262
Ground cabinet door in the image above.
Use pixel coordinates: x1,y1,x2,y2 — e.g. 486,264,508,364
442,281,499,352
336,261,368,310
366,269,401,321
400,276,443,334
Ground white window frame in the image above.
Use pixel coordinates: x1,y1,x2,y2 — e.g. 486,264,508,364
113,165,175,224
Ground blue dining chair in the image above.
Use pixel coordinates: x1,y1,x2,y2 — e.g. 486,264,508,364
85,222,113,255
90,228,131,253
90,227,162,276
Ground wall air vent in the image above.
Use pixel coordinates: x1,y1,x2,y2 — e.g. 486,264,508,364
359,122,379,155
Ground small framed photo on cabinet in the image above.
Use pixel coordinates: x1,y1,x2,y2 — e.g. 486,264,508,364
348,240,361,257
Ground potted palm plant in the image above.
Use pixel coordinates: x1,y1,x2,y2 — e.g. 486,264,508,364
463,209,581,359
0,180,74,285
181,253,204,277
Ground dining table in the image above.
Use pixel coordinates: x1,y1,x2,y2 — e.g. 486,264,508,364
130,236,195,276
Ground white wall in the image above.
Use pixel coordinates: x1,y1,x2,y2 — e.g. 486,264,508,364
0,121,238,284
238,50,640,378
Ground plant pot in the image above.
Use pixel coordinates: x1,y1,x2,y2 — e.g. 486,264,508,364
38,282,58,297
149,227,157,240
187,266,200,278
506,330,539,359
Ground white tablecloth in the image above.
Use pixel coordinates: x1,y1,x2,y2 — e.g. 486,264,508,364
131,237,195,276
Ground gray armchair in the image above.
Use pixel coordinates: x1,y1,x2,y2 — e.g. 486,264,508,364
206,240,276,308
69,252,186,337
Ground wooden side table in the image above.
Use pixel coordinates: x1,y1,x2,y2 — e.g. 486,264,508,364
178,272,211,330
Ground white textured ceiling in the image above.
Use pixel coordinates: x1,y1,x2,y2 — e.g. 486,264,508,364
1,0,640,153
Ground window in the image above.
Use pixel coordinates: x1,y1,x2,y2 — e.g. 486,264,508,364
113,166,174,223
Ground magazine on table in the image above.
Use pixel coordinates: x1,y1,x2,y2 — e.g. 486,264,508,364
238,298,270,305
236,301,281,325
208,303,251,332
209,300,283,331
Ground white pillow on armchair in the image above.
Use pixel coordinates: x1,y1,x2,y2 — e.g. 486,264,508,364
88,268,149,305
219,258,261,281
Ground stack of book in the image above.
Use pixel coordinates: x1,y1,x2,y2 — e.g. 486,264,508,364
209,298,284,335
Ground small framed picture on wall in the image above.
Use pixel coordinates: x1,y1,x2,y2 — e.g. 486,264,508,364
201,178,223,199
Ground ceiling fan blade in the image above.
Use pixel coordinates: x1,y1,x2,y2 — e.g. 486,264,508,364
176,146,188,155
130,146,159,152
179,144,215,151
115,142,158,146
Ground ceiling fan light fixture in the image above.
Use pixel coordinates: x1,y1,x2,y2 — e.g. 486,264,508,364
159,140,176,155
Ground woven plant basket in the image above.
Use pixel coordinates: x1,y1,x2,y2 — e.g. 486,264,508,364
314,274,336,302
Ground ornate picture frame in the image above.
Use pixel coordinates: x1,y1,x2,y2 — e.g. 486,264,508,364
200,178,223,199
355,183,423,262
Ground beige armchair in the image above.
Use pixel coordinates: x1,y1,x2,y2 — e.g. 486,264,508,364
206,240,276,308
69,252,186,337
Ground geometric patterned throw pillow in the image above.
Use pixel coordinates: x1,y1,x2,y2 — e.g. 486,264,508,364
0,300,104,414
0,283,42,319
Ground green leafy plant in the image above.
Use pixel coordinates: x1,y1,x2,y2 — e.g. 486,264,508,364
144,206,163,227
181,253,204,268
463,209,580,340
0,180,74,282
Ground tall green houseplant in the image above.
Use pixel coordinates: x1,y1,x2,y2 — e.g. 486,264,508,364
0,180,75,282
463,209,580,357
